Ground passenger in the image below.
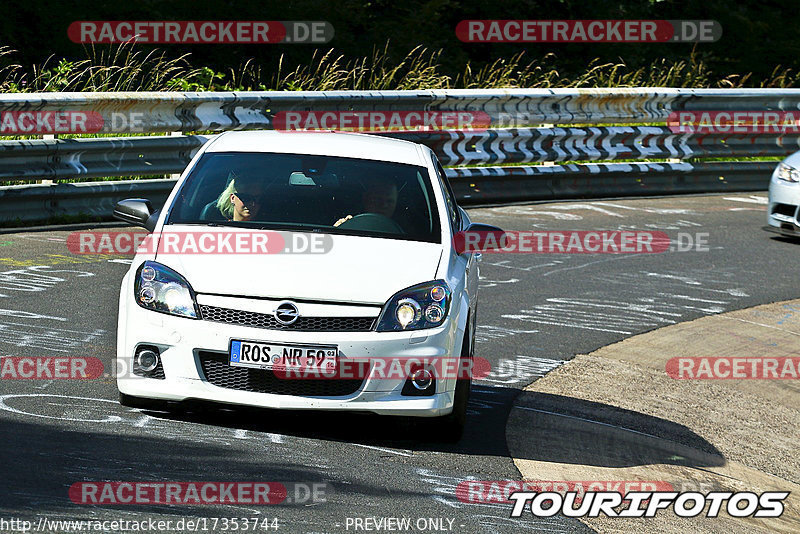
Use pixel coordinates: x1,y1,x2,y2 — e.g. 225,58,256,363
215,174,263,222
334,178,398,227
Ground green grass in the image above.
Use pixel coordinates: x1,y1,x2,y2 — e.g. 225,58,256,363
1,42,797,94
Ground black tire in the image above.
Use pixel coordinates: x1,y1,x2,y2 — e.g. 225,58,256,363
430,323,473,442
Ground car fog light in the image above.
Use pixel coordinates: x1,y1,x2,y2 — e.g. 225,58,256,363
135,348,159,372
411,368,434,390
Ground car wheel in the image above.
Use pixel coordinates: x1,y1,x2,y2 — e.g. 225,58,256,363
430,324,473,442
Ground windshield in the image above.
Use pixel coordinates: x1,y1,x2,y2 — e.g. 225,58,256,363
166,152,441,243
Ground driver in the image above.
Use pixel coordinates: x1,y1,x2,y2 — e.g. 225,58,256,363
334,178,398,227
214,173,263,222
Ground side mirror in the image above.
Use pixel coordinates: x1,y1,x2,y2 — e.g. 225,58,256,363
113,199,159,232
455,223,507,253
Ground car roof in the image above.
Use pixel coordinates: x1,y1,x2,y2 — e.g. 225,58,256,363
206,130,426,166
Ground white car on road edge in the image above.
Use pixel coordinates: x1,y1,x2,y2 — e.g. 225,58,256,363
767,152,800,236
113,130,503,440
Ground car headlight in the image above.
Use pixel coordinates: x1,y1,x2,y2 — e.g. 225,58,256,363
133,261,198,319
777,163,800,182
376,280,451,331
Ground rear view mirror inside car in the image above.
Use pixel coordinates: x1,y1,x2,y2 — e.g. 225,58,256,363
289,171,316,186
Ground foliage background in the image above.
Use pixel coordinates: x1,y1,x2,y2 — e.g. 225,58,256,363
0,0,796,90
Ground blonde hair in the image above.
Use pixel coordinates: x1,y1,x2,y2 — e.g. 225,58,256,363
215,173,260,219
216,179,237,219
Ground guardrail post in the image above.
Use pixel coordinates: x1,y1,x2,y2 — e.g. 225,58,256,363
38,134,56,185
169,131,183,179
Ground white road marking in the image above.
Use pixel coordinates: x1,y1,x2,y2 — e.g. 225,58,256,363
547,204,625,217
656,293,728,304
483,259,565,271
723,195,768,204
0,322,105,352
266,433,285,444
592,202,694,214
352,443,412,457
478,277,520,288
0,309,67,321
542,252,648,277
501,314,634,334
480,356,564,385
475,325,538,343
133,415,152,428
0,394,123,423
0,265,95,297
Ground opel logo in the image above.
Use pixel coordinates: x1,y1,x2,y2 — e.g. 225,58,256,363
274,301,300,325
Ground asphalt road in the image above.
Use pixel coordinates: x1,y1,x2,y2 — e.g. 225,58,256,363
0,192,794,533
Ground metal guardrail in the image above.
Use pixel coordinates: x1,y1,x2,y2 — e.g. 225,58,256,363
0,178,177,226
0,135,208,181
393,127,800,164
448,161,776,203
2,88,800,131
0,88,793,224
4,161,775,225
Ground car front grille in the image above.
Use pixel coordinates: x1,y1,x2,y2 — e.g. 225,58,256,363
198,351,365,397
198,304,376,332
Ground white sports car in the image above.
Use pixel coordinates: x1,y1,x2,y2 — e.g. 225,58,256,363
113,130,502,440
767,151,800,236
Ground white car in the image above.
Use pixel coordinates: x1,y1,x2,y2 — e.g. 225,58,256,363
767,152,800,236
113,130,502,440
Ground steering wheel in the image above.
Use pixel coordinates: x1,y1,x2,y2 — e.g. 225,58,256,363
337,213,404,234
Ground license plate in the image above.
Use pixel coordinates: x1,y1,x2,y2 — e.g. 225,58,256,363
229,340,337,372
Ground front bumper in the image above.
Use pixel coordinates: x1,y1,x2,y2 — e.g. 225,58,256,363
117,288,463,417
767,174,800,233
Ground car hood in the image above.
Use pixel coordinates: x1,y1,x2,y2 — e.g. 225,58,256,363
154,228,443,304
